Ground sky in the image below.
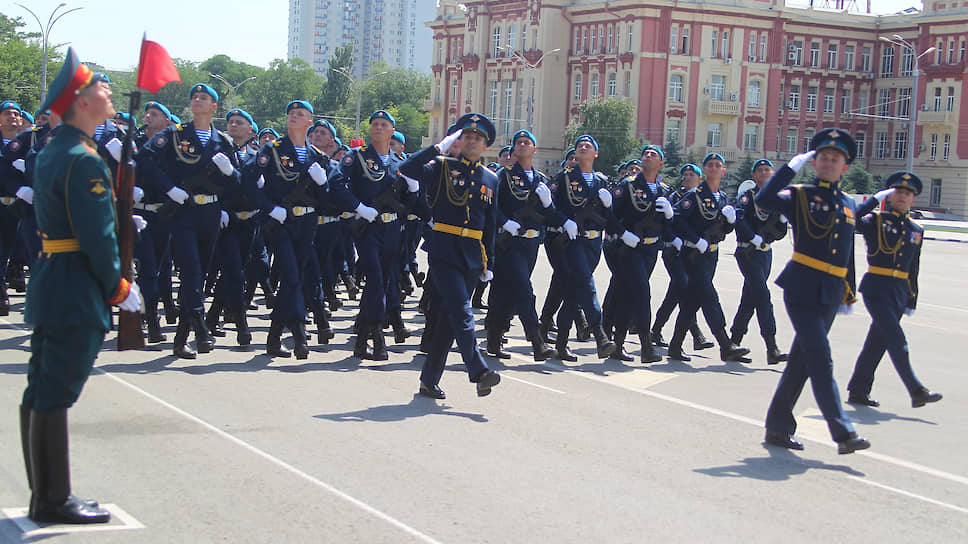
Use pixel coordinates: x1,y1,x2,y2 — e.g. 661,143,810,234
2,0,924,72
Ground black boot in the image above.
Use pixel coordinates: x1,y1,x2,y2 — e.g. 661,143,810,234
651,328,669,347
324,284,342,311
667,328,691,361
266,320,291,358
289,320,310,360
173,316,196,359
412,265,424,288
639,331,663,363
526,328,557,361
471,282,488,310
388,308,412,344
162,296,178,324
539,318,555,343
555,328,578,362
354,323,372,359
8,261,26,292
20,405,33,501
205,302,226,338
486,327,511,359
730,331,744,346
312,306,334,345
691,324,715,350
765,336,788,365
610,328,633,361
715,329,751,362
245,281,258,310
234,311,252,348
575,310,591,341
593,324,617,359
370,324,389,361
28,410,110,524
145,307,166,343
260,279,276,309
191,310,215,353
341,273,359,300
400,271,414,297
0,285,9,316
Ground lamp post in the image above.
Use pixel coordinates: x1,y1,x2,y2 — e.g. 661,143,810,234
15,2,83,105
498,46,560,132
879,35,936,172
208,73,257,111
331,68,389,138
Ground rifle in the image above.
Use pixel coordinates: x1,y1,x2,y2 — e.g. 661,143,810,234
683,214,728,263
116,91,145,351
495,193,546,252
351,176,409,239
156,163,225,220
263,175,320,238
736,212,787,258
551,200,608,251
617,208,665,256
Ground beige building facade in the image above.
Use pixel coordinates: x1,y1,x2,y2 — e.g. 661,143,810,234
424,0,968,216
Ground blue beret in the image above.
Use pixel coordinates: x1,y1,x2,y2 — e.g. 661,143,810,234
680,163,703,178
334,136,343,147
114,112,135,126
627,159,641,167
143,101,172,120
703,152,726,166
617,161,628,170
34,108,50,118
500,145,513,156
339,143,350,152
560,147,576,168
752,158,774,174
170,114,182,124
370,110,395,125
446,124,459,135
258,127,279,140
189,83,219,102
286,100,314,114
885,171,922,195
487,162,500,170
226,108,255,127
640,144,664,161
391,130,406,145
308,119,336,139
512,130,536,147
21,111,34,124
455,112,496,146
810,128,856,163
1,100,21,113
575,134,598,151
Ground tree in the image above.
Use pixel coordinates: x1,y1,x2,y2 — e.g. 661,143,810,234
0,13,49,113
562,97,638,177
842,162,874,194
317,44,354,115
199,54,264,110
140,59,209,122
358,64,431,118
241,58,324,128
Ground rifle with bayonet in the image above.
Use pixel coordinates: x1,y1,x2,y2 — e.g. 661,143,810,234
116,91,145,350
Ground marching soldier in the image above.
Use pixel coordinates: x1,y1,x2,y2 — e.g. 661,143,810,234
729,159,790,365
0,100,27,315
537,147,576,340
398,113,501,398
846,172,942,408
758,129,870,454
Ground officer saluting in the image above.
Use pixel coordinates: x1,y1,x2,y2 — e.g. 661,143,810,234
399,113,501,399
846,172,942,409
757,128,870,454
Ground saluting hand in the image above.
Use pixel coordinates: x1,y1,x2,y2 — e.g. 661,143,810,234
436,130,462,155
874,187,895,203
788,150,816,173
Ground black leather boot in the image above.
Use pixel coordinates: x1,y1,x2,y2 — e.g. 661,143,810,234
593,324,617,359
639,331,663,363
486,326,511,359
354,323,371,359
259,279,276,309
145,307,166,343
714,329,751,362
610,328,633,361
650,328,668,347
400,271,414,297
370,324,389,361
313,306,334,345
730,331,744,346
555,328,578,362
162,295,178,324
412,264,424,288
289,320,310,360
471,282,488,310
575,310,591,341
205,302,225,337
191,310,215,353
667,327,691,361
691,324,715,350
266,320,291,358
234,311,252,348
539,318,554,343
324,284,342,311
341,273,359,300
173,316,196,359
388,308,412,343
0,285,9,316
765,335,788,365
28,410,110,524
526,328,557,361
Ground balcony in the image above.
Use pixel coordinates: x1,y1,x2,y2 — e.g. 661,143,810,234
702,147,737,161
917,111,953,126
423,98,441,112
706,100,740,116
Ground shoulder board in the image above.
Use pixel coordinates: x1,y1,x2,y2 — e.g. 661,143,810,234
32,126,41,133
272,140,281,147
563,167,573,174
360,145,368,152
595,172,608,182
175,123,185,131
309,144,323,155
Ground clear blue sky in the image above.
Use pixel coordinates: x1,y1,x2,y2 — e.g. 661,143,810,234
3,0,923,72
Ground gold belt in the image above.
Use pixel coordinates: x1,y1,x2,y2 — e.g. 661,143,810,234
42,238,81,253
792,252,848,278
739,242,771,251
582,230,601,239
378,212,398,223
407,214,420,221
235,210,260,220
641,236,659,245
318,215,340,225
867,265,909,279
433,222,483,240
292,206,315,217
1,196,18,205
340,211,355,219
134,202,163,212
193,194,218,205
517,229,541,239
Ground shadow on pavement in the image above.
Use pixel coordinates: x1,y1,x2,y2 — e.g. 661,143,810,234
694,446,865,480
314,395,487,423
842,405,938,426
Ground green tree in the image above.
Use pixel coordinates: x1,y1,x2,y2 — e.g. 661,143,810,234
199,54,264,110
842,162,874,194
317,44,354,114
562,97,638,177
0,13,50,113
241,58,324,129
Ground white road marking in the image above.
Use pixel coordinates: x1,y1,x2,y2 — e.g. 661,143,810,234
846,476,968,514
500,370,566,394
2,504,144,537
918,302,968,315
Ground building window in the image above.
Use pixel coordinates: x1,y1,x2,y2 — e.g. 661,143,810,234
507,25,516,54
628,24,634,51
436,43,443,64
624,71,631,97
488,80,498,118
608,26,614,53
930,179,942,206
503,80,513,137
467,79,473,103
898,88,911,118
682,27,690,56
598,26,605,53
821,88,833,113
574,29,580,54
590,72,599,97
948,40,955,64
894,132,907,160
671,26,678,55
855,132,866,158
711,30,718,58
607,73,616,97
961,39,966,62
841,89,851,114
590,26,597,53
877,88,891,117
875,132,889,159
521,25,528,51
759,34,767,61
492,26,502,56
669,74,683,102
943,134,950,161
581,28,588,54
748,33,756,60
803,129,815,152
792,40,803,65
880,46,894,77
789,85,800,111
827,44,838,69
810,42,820,66
743,125,759,151
786,128,798,154
936,40,943,64
858,90,869,115
667,119,681,144
710,75,725,102
929,133,937,160
707,122,722,147
573,73,583,102
933,87,942,111
900,47,914,76
747,80,761,107
451,78,458,101
806,86,817,112
844,45,855,71
861,45,872,72
721,30,729,59
947,87,955,112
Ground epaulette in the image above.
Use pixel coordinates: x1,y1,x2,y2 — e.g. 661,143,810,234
359,145,368,152
309,144,322,155
273,140,281,147
175,123,185,131
563,167,573,174
595,172,609,182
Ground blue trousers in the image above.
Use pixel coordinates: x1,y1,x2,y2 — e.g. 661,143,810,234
550,237,604,333
847,294,923,396
420,259,489,386
730,249,777,339
315,221,343,291
0,206,20,291
613,244,660,332
23,325,105,412
539,237,564,322
266,214,316,322
654,248,688,331
214,217,260,313
672,249,726,338
488,237,541,332
766,296,855,441
167,203,220,314
356,220,402,325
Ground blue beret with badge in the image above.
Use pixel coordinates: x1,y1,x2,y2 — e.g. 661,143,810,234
500,145,512,156
512,130,536,147
885,171,922,195
226,108,256,128
640,144,664,161
170,114,182,124
286,100,313,114
627,159,641,167
752,158,774,174
575,134,599,151
370,110,395,125
487,161,499,170
703,152,725,166
144,101,172,120
810,128,856,163
391,130,405,145
1,100,21,113
259,127,279,140
560,147,575,167
21,111,34,124
455,112,496,146
189,83,219,102
680,163,703,178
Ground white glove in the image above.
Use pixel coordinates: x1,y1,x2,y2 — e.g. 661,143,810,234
220,210,229,228
436,130,462,155
598,188,612,208
695,238,709,254
480,269,494,283
269,206,287,224
779,214,788,224
722,205,736,224
402,174,420,193
356,203,378,223
874,188,895,203
211,152,235,176
12,158,25,173
904,308,915,317
655,196,674,219
788,150,816,173
132,186,144,203
308,162,327,186
105,137,123,162
257,175,266,189
750,234,764,248
671,237,683,251
502,219,521,236
563,219,578,240
535,182,552,208
621,230,640,248
166,186,189,204
838,304,854,315
15,186,34,204
118,282,143,313
132,214,147,232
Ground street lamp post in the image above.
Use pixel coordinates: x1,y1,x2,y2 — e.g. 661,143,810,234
15,2,83,105
331,68,389,138
879,35,936,172
209,73,257,112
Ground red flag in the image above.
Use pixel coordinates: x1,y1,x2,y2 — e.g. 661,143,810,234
136,35,180,93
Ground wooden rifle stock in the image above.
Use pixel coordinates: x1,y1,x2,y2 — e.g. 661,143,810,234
116,91,145,350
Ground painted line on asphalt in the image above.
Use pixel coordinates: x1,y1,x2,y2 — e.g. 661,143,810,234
918,302,968,314
500,372,566,394
94,369,444,544
846,476,968,514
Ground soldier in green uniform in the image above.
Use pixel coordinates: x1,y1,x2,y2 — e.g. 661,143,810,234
20,48,142,524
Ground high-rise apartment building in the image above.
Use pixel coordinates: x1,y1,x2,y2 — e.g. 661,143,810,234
288,0,435,79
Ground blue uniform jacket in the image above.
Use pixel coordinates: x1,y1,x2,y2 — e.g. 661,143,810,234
755,165,857,306
734,186,789,244
547,167,614,231
673,181,735,244
611,173,673,240
493,163,556,229
241,137,332,214
329,145,413,213
0,126,41,196
136,121,240,198
855,199,922,310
